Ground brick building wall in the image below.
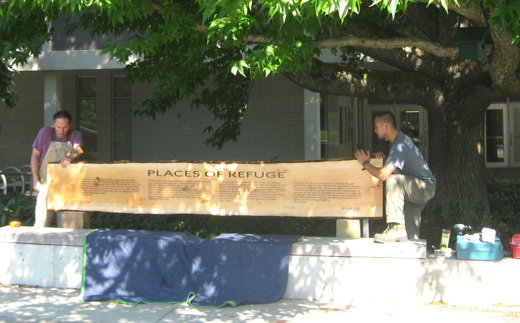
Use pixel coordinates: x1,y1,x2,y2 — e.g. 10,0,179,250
0,72,45,169
132,74,305,162
96,74,113,161
1,69,307,169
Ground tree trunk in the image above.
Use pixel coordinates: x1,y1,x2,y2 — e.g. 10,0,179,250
426,102,489,225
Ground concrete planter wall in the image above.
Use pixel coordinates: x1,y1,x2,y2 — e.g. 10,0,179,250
1,227,519,306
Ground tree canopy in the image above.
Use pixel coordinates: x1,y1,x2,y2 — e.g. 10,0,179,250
2,0,519,146
2,0,520,227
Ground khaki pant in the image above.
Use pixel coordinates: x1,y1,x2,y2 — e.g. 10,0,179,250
385,174,436,239
33,140,73,228
34,183,53,227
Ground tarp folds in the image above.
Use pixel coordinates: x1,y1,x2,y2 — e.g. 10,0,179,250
81,229,300,307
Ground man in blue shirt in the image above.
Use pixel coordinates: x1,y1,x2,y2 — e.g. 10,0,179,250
355,112,436,243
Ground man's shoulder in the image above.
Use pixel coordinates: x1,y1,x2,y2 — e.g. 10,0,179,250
389,132,405,149
394,132,415,149
36,126,53,138
69,129,83,144
33,126,52,150
395,131,409,142
70,129,83,138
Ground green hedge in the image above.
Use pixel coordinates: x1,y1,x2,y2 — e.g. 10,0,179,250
487,176,520,243
0,192,35,227
421,174,520,248
89,212,336,239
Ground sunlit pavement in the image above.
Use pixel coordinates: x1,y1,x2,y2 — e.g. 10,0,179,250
1,285,519,323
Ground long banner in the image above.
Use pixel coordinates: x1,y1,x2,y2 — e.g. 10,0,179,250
47,159,383,218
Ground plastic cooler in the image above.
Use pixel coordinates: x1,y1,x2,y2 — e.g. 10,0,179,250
510,234,520,259
456,235,503,261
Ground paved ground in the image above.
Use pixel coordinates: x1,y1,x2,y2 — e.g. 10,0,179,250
1,285,519,323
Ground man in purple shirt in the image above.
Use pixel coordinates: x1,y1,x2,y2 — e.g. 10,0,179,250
31,111,83,227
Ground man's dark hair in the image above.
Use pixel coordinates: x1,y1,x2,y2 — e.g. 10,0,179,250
53,110,72,123
377,111,396,127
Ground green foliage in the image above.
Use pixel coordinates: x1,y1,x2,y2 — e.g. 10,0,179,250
0,192,35,226
0,62,17,109
0,1,55,110
487,175,520,243
421,175,520,248
475,0,520,45
1,0,464,148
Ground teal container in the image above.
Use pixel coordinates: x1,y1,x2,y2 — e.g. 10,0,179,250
456,235,503,261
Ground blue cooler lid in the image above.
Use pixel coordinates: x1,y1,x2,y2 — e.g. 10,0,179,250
456,235,503,252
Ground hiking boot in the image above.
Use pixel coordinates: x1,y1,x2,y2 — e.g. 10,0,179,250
374,223,408,243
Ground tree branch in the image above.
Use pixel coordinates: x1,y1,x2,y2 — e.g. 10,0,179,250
488,25,520,93
148,0,164,14
313,35,458,57
414,0,486,25
353,46,443,79
242,34,458,58
146,0,519,93
283,58,442,106
146,0,458,58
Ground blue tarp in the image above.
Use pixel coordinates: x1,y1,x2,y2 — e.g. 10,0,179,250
81,229,301,307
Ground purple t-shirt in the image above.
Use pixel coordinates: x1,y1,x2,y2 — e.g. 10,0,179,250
32,126,83,165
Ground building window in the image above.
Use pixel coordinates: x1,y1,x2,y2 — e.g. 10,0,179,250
320,95,328,158
485,109,505,163
78,77,97,161
113,77,132,161
339,105,352,144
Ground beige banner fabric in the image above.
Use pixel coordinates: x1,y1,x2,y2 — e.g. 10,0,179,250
47,159,383,218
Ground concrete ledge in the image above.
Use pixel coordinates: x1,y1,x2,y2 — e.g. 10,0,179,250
284,255,520,306
1,226,519,306
292,237,426,258
0,226,92,246
0,227,87,289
